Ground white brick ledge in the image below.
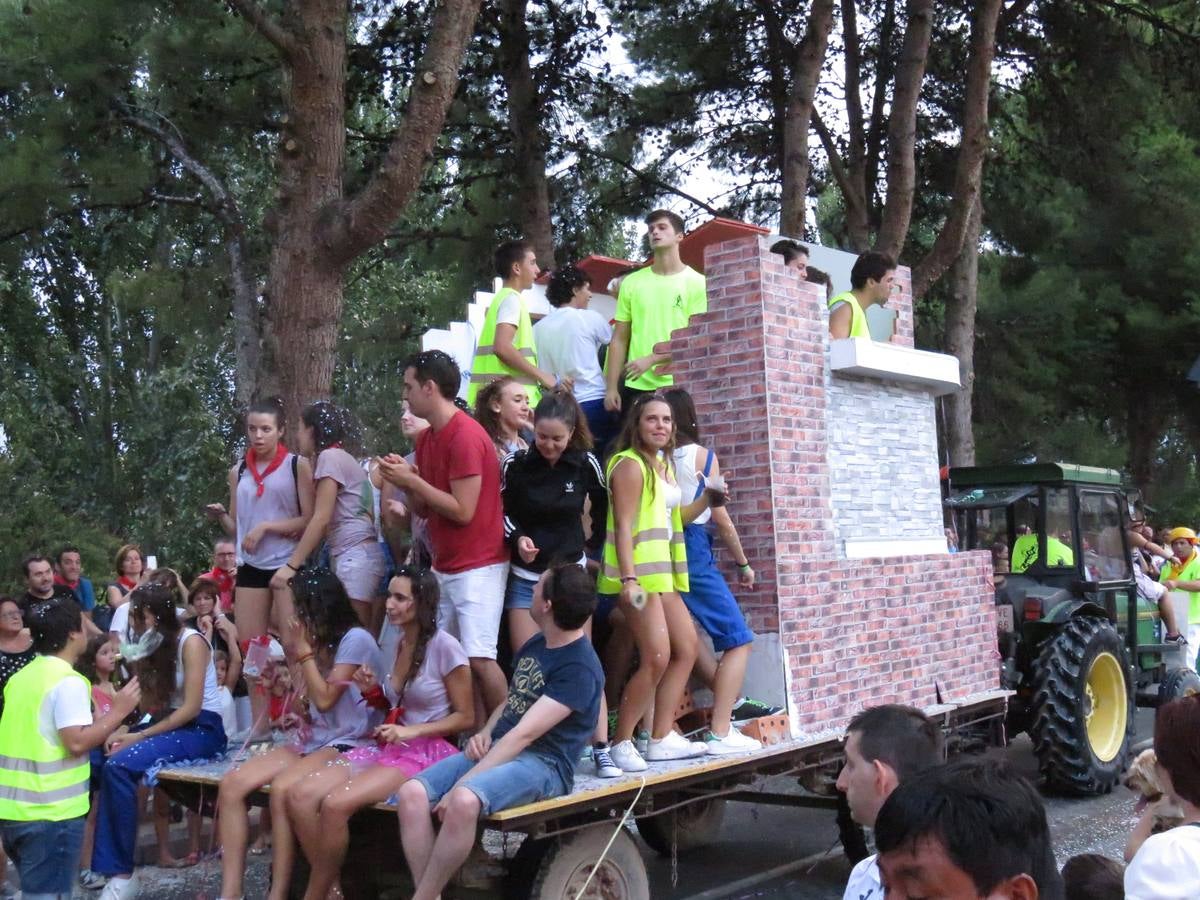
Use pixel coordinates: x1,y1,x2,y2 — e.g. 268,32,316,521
830,338,961,397
843,537,950,560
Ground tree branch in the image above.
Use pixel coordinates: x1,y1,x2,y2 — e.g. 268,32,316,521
224,0,298,59
328,0,484,266
567,144,723,216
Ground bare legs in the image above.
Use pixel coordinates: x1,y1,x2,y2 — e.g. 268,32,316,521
397,781,481,900
614,591,698,742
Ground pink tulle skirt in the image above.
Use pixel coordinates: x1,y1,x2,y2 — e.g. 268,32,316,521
342,734,458,777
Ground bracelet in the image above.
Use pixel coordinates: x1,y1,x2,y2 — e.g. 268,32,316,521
296,652,315,666
736,560,751,569
620,576,638,584
280,562,296,572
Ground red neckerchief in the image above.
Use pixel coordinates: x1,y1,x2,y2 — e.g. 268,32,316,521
54,574,79,590
246,444,289,497
117,576,138,591
206,567,235,593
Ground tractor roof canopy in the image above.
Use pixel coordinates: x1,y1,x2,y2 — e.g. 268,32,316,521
948,463,1123,489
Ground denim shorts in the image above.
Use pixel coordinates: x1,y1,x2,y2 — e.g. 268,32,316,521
679,524,754,652
1,815,86,897
412,749,566,816
504,574,537,611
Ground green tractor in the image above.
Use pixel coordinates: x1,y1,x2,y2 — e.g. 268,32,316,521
946,463,1200,795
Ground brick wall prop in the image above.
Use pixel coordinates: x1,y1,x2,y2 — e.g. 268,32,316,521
666,235,996,737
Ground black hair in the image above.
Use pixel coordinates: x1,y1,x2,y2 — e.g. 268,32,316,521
129,583,184,712
805,265,830,286
246,396,287,430
770,239,809,265
290,566,362,662
301,400,362,456
533,389,593,451
546,265,592,308
56,545,82,565
541,564,597,630
76,634,111,684
845,704,942,781
645,209,686,234
1062,854,1124,900
388,567,440,705
850,251,896,290
494,239,535,280
21,554,52,578
875,758,1064,899
405,350,460,401
662,387,701,446
26,598,82,655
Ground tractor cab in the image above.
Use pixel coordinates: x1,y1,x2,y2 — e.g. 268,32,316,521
946,463,1198,794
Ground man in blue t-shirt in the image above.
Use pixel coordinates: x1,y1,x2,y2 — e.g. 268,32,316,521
397,564,603,900
53,545,97,617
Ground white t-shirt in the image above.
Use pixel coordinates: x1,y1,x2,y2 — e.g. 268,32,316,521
496,292,523,328
1126,824,1200,899
843,854,881,900
39,677,93,746
532,306,612,403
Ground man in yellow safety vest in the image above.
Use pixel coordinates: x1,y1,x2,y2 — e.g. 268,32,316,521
467,240,561,407
1160,526,1200,652
828,251,897,340
0,598,139,898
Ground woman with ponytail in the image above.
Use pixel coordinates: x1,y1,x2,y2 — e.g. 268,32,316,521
271,401,386,632
283,568,473,900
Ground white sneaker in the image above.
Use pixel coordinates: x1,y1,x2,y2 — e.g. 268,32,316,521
98,873,140,900
645,730,709,761
706,726,762,755
610,739,648,772
592,745,623,778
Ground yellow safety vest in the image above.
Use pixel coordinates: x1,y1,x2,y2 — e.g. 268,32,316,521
1011,533,1075,573
0,655,91,821
467,287,542,406
599,449,689,594
828,291,869,339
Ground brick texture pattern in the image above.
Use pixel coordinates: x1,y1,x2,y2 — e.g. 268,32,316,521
665,235,996,735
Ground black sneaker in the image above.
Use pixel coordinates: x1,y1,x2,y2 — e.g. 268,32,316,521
1166,633,1189,645
731,697,783,721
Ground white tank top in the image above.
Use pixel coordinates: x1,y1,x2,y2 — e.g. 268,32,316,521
235,452,301,570
172,628,224,714
672,443,710,526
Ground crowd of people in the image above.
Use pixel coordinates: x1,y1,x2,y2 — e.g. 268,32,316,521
0,211,1188,900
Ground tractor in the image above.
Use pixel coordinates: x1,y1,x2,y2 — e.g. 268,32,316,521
945,463,1200,795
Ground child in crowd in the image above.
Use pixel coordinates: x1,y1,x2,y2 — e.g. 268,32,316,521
0,599,140,900
283,568,473,900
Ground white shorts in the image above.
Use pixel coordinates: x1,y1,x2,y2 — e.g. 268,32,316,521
332,542,387,602
433,562,508,659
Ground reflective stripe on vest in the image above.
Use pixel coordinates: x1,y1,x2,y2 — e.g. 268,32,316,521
467,288,542,405
828,291,869,339
0,656,91,822
598,450,688,595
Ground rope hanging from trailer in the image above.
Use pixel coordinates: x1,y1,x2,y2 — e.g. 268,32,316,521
572,776,647,899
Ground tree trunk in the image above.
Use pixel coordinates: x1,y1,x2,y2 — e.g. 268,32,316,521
497,0,556,267
873,0,933,260
942,192,982,467
779,0,835,237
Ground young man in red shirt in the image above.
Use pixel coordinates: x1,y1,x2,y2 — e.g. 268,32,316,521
379,350,510,718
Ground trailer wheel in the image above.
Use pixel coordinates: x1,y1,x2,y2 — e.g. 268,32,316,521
1029,616,1133,795
836,791,871,865
1159,667,1200,705
635,798,726,856
527,824,649,900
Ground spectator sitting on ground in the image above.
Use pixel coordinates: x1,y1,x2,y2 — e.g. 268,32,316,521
875,757,1064,900
1062,853,1124,900
1124,695,1200,899
395,564,604,900
836,704,943,900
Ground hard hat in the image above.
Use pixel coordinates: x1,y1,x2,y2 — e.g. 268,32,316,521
1167,526,1198,545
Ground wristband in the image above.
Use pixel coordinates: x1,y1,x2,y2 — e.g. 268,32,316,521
737,561,751,569
620,576,638,584
296,652,315,666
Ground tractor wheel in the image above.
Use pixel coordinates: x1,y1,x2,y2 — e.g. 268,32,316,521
528,824,649,900
836,791,871,865
1029,616,1133,795
635,798,726,856
1159,667,1200,705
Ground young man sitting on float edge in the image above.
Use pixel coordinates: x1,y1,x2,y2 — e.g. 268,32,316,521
395,563,603,900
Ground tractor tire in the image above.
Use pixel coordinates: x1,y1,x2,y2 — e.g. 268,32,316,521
1029,616,1133,795
836,791,871,865
635,798,726,856
528,824,649,900
1159,667,1200,705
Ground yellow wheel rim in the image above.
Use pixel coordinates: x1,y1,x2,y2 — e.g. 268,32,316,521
1085,651,1127,762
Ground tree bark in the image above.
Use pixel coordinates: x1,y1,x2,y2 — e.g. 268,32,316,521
911,0,1002,298
779,0,835,237
942,192,982,467
497,0,556,268
873,0,933,260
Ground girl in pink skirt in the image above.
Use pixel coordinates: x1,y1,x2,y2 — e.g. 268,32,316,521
282,568,473,900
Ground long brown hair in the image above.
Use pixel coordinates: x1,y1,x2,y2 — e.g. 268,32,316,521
129,583,183,712
533,388,593,452
474,376,519,447
611,394,676,500
390,567,441,706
